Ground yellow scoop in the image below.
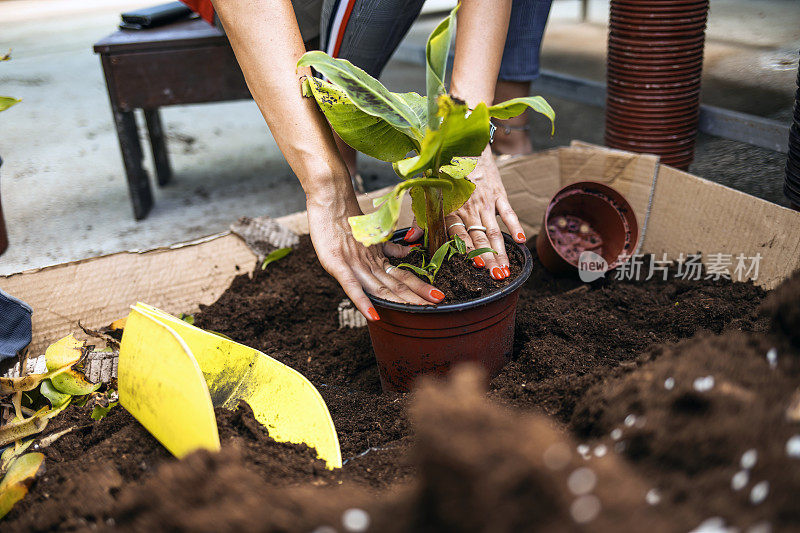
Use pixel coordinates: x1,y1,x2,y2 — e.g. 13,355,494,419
118,302,341,468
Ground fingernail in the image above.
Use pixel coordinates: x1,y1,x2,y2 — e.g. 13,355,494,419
517,232,526,242
492,267,503,280
473,257,485,268
409,243,421,248
404,228,418,242
503,266,510,277
367,307,380,321
430,289,444,301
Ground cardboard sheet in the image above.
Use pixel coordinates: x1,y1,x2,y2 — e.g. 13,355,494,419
3,144,799,356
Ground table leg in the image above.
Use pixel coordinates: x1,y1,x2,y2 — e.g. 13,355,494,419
144,108,172,187
112,108,153,220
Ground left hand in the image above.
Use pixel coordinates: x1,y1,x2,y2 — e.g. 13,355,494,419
445,146,526,280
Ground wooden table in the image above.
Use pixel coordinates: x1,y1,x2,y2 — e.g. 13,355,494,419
94,19,251,220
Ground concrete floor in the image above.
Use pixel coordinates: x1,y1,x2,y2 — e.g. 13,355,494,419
1,0,798,275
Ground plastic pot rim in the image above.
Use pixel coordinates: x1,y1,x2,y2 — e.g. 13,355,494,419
367,229,533,314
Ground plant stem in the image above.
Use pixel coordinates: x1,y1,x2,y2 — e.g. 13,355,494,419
424,187,447,256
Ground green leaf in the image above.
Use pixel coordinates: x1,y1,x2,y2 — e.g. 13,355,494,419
297,52,424,140
348,193,404,246
0,96,20,113
409,186,428,230
439,157,477,180
466,248,497,259
261,247,292,270
428,241,452,279
441,176,475,215
397,263,434,283
0,452,45,519
44,334,83,372
178,313,194,325
396,97,490,178
488,96,555,134
425,5,458,127
91,401,118,421
50,370,100,396
0,403,70,448
302,77,418,161
39,380,71,408
453,235,467,254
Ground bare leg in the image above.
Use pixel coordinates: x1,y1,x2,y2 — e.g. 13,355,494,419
491,80,533,156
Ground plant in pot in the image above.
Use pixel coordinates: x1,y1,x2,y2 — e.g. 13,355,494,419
298,5,554,392
0,50,21,256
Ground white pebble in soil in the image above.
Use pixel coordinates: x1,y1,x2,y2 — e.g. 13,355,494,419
664,377,675,390
766,347,778,369
740,449,758,470
645,488,661,505
570,495,601,524
747,521,772,533
690,517,736,533
593,444,607,458
693,375,715,392
749,481,769,505
567,467,597,496
543,442,571,470
610,428,622,441
577,444,591,459
342,508,371,532
786,435,800,458
624,414,637,427
731,470,749,491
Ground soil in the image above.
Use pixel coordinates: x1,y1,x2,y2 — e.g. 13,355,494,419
385,237,525,303
5,236,798,532
546,215,604,264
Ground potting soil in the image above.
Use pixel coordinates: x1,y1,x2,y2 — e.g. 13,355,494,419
6,236,799,532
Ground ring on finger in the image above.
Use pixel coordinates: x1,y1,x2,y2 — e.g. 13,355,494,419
467,225,487,232
384,265,396,274
448,222,466,231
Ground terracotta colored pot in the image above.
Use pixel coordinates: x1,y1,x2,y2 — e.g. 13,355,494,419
606,101,699,119
366,229,533,392
0,157,7,256
609,20,707,33
535,182,639,275
607,52,704,67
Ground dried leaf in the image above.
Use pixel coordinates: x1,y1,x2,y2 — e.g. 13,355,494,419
0,452,45,519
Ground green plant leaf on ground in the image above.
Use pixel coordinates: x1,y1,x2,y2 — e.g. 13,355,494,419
466,248,497,259
261,247,292,270
302,77,419,161
178,314,194,325
0,452,45,519
91,401,118,421
298,51,424,141
39,379,71,408
0,402,70,448
348,193,404,246
487,96,555,134
50,370,100,396
0,441,33,474
425,4,458,127
0,97,20,113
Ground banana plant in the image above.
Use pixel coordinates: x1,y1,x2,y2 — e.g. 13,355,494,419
298,4,554,257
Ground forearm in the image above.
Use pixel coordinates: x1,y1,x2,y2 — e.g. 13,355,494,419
450,0,512,108
212,0,353,205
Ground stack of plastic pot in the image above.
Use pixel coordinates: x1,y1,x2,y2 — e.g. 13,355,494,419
605,0,710,170
785,53,800,209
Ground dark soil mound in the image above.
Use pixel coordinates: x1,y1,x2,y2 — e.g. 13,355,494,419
762,269,800,347
5,235,786,532
572,331,800,530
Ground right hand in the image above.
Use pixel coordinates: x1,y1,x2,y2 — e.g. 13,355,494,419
306,194,445,321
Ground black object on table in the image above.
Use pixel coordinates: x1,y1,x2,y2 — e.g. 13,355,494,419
120,2,194,30
93,19,251,220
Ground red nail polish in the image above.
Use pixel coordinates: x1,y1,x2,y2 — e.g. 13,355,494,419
367,307,380,321
492,267,503,280
517,232,526,241
473,257,485,268
404,228,417,242
430,289,445,301
503,266,510,277
409,243,421,248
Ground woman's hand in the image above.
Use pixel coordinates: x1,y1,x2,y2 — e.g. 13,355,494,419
306,193,445,322
444,146,526,280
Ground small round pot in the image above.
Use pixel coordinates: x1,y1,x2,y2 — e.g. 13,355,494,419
536,182,639,275
365,229,532,392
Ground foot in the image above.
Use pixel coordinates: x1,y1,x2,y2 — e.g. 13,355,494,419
491,123,534,156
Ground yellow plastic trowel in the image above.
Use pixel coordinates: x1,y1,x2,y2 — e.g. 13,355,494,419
118,302,341,468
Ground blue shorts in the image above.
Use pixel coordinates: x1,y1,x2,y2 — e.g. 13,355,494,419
319,0,553,82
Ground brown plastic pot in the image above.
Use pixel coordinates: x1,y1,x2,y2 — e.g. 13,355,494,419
535,182,639,275
365,229,533,392
0,157,7,256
